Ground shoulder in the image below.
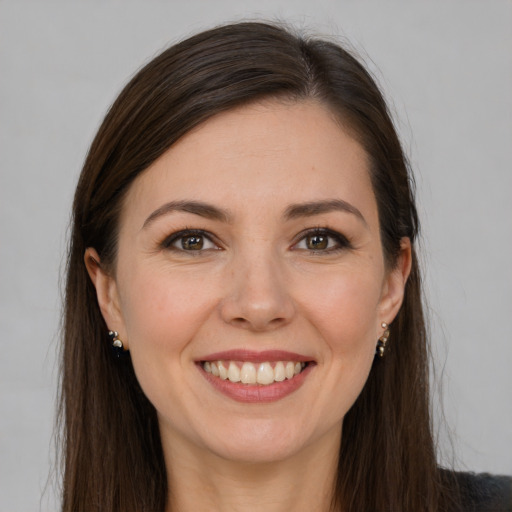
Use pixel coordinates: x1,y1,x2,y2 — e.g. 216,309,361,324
442,469,512,512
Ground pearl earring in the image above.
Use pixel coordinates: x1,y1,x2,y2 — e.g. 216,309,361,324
376,322,390,358
108,330,126,358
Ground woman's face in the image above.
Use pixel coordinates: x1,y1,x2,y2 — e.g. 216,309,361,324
88,100,410,464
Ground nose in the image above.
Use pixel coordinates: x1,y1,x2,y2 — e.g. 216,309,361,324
219,250,295,332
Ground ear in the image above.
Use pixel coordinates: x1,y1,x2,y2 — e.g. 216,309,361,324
84,248,128,348
377,237,412,326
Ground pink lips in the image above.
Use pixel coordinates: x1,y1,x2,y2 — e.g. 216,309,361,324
197,350,315,403
200,349,312,363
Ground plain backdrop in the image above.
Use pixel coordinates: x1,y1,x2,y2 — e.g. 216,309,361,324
0,1,511,510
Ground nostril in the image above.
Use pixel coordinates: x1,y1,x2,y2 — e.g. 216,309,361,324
269,317,287,326
229,315,287,331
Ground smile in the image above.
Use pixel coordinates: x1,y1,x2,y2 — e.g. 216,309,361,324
198,350,315,403
202,360,307,385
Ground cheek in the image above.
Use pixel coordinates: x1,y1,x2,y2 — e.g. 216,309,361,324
117,264,216,371
296,264,383,355
115,264,222,437
289,265,383,436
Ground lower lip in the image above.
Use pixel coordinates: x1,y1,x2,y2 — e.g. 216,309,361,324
198,364,314,403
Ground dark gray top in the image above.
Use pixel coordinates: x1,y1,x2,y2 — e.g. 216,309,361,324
453,471,512,511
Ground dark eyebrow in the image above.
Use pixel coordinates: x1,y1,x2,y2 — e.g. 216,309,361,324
142,200,232,229
284,199,367,226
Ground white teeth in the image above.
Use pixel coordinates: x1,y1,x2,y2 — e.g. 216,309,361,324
227,362,241,382
274,361,285,382
285,362,295,379
218,361,228,380
202,360,308,385
240,362,256,384
257,362,274,385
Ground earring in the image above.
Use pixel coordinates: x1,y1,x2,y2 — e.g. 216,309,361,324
376,322,390,358
108,330,126,358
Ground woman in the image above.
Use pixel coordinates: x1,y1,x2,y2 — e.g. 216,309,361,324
59,21,511,511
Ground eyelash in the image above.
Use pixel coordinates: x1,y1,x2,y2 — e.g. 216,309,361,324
161,227,352,254
292,228,352,254
161,228,219,253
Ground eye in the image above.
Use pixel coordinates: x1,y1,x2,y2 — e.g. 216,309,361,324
162,230,219,252
293,229,351,253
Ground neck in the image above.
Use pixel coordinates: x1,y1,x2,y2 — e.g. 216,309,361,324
162,426,341,512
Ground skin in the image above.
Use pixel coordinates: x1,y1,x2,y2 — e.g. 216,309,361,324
86,100,411,512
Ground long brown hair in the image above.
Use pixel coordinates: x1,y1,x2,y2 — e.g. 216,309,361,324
59,21,461,511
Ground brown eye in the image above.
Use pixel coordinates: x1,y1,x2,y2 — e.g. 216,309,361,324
293,229,351,253
181,235,204,250
306,234,328,250
163,230,219,252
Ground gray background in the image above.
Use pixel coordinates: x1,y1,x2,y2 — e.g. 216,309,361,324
1,1,511,510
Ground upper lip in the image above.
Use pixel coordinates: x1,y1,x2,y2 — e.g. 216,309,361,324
197,349,313,363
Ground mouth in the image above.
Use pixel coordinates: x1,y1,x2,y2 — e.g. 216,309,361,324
197,350,315,402
202,360,309,385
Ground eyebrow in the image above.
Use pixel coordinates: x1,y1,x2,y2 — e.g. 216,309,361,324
142,200,232,229
284,199,367,226
142,198,367,230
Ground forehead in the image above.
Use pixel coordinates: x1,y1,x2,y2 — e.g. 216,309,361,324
122,100,377,227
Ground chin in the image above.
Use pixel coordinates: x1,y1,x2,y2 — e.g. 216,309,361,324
199,419,323,465
212,440,303,465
